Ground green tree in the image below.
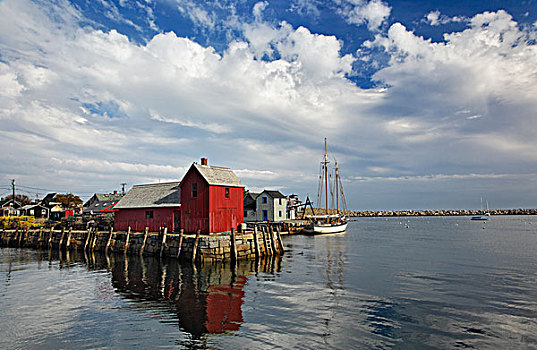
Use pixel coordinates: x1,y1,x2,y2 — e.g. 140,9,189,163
55,193,83,209
3,194,33,206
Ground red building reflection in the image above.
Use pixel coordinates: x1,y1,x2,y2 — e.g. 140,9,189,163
102,253,280,340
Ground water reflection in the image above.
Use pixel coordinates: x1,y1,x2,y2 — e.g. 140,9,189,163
3,216,537,349
38,249,279,344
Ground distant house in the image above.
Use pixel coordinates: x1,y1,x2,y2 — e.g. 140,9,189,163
113,182,180,232
180,158,244,234
40,193,66,220
83,192,124,216
286,194,302,220
41,193,58,207
0,199,22,217
255,190,287,222
243,191,259,222
18,204,49,219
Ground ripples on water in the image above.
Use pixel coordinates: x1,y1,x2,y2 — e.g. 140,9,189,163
1,215,537,349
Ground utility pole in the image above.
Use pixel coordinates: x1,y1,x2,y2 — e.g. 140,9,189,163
121,183,126,194
11,179,15,205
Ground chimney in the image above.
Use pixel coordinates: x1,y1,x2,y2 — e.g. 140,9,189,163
201,157,208,166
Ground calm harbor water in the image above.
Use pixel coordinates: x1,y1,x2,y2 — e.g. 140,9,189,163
1,215,537,349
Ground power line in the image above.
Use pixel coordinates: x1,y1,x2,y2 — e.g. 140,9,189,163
3,181,121,197
13,184,96,194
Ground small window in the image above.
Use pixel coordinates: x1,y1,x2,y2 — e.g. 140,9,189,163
262,197,267,204
225,188,230,198
192,183,198,198
279,198,282,205
244,210,247,217
279,210,282,217
145,210,153,219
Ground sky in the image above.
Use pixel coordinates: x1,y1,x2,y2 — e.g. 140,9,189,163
1,0,537,211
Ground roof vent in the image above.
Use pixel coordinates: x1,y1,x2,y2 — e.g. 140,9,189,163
201,157,208,166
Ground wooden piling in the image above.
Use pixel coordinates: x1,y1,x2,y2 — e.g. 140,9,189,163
48,228,54,249
36,227,43,248
66,227,72,249
230,228,237,263
91,229,98,251
176,229,184,259
140,227,149,255
160,227,168,258
261,226,269,256
105,227,113,252
192,229,201,263
84,228,91,251
14,227,19,247
253,226,260,259
276,226,285,254
125,226,131,253
268,225,277,255
19,227,28,247
59,227,65,250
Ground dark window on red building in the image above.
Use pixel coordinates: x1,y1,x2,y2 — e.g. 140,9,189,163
145,210,153,219
192,183,198,198
225,188,230,198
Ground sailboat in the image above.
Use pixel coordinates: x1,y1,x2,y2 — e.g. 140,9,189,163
304,138,349,234
471,197,490,221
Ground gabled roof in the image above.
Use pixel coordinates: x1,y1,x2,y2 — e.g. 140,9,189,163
19,204,48,210
95,193,124,202
83,200,120,213
190,163,244,187
0,199,22,208
41,193,57,204
260,190,285,199
245,192,260,200
114,182,181,209
244,191,259,210
83,193,124,211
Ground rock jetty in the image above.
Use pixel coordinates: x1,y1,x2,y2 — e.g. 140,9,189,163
304,208,537,217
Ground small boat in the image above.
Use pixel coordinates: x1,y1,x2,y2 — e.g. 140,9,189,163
304,138,349,234
471,212,490,221
471,198,490,221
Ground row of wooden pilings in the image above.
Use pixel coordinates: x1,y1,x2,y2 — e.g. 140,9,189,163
0,223,284,263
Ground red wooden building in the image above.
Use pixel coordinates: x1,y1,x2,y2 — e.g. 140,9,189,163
113,182,181,232
180,158,244,234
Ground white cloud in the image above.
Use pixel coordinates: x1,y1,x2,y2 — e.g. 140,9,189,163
253,1,268,22
150,110,231,134
352,172,533,183
176,0,216,29
424,10,466,26
0,62,24,98
1,1,537,209
336,0,391,31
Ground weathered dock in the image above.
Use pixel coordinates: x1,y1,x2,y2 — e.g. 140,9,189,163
0,225,284,263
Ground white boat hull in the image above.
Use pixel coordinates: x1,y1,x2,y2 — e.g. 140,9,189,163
305,221,348,234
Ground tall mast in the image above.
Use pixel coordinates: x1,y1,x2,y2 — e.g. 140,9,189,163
335,160,339,213
324,138,329,217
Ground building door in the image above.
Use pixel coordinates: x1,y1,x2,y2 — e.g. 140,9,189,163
262,210,268,222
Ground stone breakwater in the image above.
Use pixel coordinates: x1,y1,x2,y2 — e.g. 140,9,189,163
0,226,284,263
305,208,537,217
